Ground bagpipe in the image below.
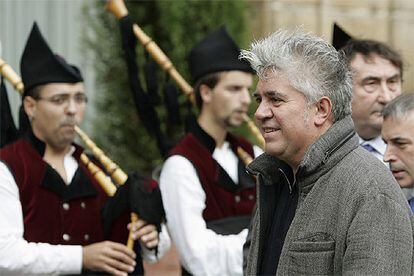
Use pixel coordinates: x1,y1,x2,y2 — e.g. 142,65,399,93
0,58,164,250
105,0,264,166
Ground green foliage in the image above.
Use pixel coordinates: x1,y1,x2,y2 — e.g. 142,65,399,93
82,0,254,175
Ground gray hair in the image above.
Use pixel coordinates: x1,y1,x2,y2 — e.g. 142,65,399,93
240,28,352,122
382,92,414,120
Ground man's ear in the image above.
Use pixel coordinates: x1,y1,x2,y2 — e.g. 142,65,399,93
23,96,37,121
199,84,213,104
313,96,332,126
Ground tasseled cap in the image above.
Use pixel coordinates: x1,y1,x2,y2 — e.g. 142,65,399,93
20,22,83,95
187,26,253,83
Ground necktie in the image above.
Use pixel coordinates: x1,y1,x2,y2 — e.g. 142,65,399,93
361,143,376,153
409,198,414,213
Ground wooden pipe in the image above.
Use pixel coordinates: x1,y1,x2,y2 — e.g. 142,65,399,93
105,0,194,104
0,58,24,93
75,126,128,185
80,153,117,196
74,126,138,250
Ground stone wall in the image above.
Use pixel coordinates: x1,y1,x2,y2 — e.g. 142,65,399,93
247,0,414,92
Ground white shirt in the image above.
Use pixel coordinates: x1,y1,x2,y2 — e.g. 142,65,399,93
359,135,387,164
0,148,170,274
160,141,262,275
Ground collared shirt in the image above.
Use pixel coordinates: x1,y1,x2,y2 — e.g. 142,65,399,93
0,150,82,274
359,135,387,164
160,141,262,276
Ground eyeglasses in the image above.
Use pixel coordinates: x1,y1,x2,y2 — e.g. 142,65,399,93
35,93,88,106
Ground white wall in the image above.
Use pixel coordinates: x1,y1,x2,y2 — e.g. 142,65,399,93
0,0,96,131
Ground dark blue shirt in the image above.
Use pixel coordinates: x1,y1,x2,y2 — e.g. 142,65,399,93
259,167,298,275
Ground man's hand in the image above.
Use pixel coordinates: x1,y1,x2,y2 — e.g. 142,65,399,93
127,218,159,249
82,241,136,276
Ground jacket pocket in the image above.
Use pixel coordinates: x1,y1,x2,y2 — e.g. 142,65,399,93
287,233,335,275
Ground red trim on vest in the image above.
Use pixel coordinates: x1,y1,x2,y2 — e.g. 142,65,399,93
170,133,256,222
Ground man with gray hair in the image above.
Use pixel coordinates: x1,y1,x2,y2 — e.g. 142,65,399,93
240,29,413,275
340,30,414,219
341,39,403,162
382,92,414,211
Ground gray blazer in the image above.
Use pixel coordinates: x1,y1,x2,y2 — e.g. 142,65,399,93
245,116,414,275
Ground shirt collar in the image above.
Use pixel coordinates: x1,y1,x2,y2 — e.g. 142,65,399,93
24,128,46,156
185,115,216,152
358,135,386,155
24,128,78,159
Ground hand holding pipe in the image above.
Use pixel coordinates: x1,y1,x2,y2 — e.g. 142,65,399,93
74,126,139,250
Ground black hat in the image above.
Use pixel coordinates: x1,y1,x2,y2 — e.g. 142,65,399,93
20,22,83,94
332,22,353,50
188,26,252,83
